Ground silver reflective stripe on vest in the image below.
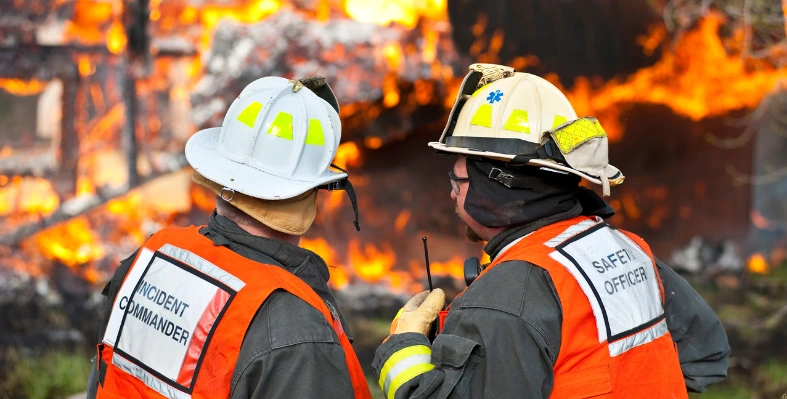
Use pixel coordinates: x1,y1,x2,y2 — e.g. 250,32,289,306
113,353,191,399
608,319,668,357
159,243,246,291
544,217,601,248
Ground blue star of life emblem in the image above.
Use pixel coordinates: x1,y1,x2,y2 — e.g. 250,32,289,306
486,90,503,104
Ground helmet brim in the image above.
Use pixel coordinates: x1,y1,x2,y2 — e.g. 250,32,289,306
186,127,347,200
428,141,624,187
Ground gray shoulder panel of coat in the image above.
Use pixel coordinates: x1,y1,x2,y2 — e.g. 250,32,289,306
454,259,563,365
655,257,731,392
230,289,342,395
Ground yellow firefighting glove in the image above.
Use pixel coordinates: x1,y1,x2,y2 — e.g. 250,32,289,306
389,289,446,336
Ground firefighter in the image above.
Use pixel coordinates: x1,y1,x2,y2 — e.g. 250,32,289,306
373,64,730,398
87,76,371,399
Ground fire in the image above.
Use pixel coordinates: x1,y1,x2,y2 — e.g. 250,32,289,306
198,0,282,29
0,177,60,218
333,142,363,169
344,0,447,29
394,210,411,233
364,137,384,149
562,14,786,140
301,237,349,290
107,21,128,54
64,0,126,52
0,78,47,96
409,257,465,282
35,218,105,270
6,0,783,299
190,184,216,213
301,236,338,264
348,240,396,283
747,253,769,274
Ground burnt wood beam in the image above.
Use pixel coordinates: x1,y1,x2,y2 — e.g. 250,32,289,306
0,45,111,80
54,69,79,199
123,65,139,188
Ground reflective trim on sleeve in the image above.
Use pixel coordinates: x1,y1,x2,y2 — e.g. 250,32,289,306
158,244,246,291
113,352,191,399
387,363,435,399
378,345,433,399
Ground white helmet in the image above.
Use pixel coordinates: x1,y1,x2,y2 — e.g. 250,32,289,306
429,64,624,195
186,76,360,228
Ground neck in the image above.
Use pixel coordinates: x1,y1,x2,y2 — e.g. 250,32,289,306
480,226,507,241
215,208,302,246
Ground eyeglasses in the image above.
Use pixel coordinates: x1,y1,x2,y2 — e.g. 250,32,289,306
448,170,470,195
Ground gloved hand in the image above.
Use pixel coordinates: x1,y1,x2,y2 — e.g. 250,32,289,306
389,289,446,336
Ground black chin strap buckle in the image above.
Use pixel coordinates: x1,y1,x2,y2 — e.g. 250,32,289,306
488,167,514,188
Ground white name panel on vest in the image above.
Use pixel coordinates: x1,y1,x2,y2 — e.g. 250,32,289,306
103,247,236,390
549,224,664,353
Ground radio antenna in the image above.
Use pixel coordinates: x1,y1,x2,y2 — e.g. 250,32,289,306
422,236,433,292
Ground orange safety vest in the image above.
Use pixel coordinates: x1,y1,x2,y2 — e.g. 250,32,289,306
441,216,687,398
95,226,372,399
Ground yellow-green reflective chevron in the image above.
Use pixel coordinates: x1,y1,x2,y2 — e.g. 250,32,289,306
267,111,293,140
552,114,568,129
237,101,263,128
502,109,531,134
552,117,607,153
305,119,325,146
470,104,493,128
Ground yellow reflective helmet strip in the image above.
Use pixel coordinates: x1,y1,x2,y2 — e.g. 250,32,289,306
552,117,607,153
378,345,432,396
267,111,294,140
471,83,491,98
502,109,531,134
237,101,263,128
470,104,493,128
305,119,325,146
552,115,568,129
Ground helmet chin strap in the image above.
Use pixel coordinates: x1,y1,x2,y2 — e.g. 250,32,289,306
319,163,361,231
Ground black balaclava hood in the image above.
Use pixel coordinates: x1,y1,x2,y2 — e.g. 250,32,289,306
464,158,583,228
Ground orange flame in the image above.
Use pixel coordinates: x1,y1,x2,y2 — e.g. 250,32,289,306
9,1,782,297
563,14,786,140
333,142,362,169
0,177,60,217
344,0,447,29
348,240,396,283
107,21,128,54
301,237,349,290
394,210,411,233
747,253,769,274
64,0,127,53
0,78,47,96
35,218,105,269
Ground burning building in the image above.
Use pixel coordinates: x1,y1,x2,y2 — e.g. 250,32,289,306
0,0,786,395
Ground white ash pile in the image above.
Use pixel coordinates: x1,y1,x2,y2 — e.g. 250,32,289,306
333,275,465,320
190,9,462,129
334,283,408,319
670,236,743,274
